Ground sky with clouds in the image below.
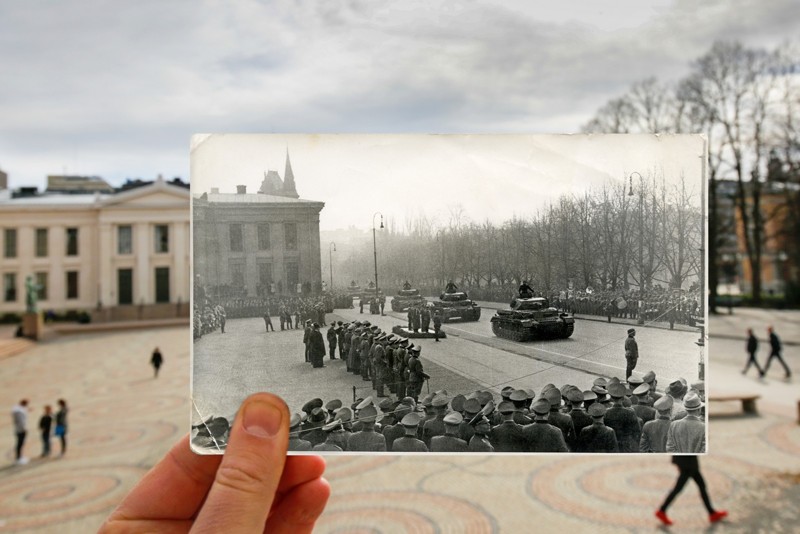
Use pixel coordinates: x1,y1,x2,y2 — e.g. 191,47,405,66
0,0,797,227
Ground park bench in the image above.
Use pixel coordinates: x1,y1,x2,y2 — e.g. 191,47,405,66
708,394,760,415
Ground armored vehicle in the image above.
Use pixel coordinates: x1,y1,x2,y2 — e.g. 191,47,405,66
490,297,574,341
432,291,481,322
391,287,426,312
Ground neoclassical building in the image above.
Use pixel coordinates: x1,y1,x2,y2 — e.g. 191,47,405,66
0,178,190,316
193,152,325,298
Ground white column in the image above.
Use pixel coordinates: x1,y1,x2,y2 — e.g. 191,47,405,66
136,222,149,304
98,223,113,306
173,221,187,303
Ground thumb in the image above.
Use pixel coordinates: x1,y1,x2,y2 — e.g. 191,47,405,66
192,393,289,533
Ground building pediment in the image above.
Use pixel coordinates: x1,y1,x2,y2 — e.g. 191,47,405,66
100,180,190,209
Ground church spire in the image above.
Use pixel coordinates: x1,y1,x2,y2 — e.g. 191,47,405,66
282,148,299,198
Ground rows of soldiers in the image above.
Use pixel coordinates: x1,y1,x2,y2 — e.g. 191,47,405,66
193,303,226,340
554,288,701,328
288,370,706,453
405,304,442,337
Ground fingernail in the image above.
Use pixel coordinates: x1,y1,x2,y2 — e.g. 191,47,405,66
243,400,282,438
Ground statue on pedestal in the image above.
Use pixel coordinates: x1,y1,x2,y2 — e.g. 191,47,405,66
25,276,42,314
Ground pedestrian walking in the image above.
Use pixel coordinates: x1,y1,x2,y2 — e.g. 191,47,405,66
763,326,791,379
12,399,29,464
742,328,763,377
656,456,728,526
624,328,638,380
39,405,53,457
55,399,68,456
151,347,163,378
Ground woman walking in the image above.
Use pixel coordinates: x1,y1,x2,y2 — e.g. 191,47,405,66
55,399,68,456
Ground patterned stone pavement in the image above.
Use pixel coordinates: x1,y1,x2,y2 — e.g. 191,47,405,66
1,311,798,533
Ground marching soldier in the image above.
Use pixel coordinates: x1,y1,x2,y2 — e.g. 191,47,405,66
576,403,619,453
640,395,673,452
430,412,468,452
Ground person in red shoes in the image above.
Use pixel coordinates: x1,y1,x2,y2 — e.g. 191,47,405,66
655,455,728,526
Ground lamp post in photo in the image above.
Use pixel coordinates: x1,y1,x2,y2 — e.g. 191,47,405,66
629,171,646,325
372,212,384,301
329,242,336,291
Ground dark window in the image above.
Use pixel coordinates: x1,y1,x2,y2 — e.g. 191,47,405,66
257,223,270,250
35,272,48,301
155,267,170,303
3,229,16,258
258,263,273,286
230,224,243,252
3,273,16,302
230,262,245,287
284,223,297,250
66,227,79,256
286,263,299,288
35,228,48,257
118,225,133,254
66,271,79,299
154,225,169,253
118,268,133,305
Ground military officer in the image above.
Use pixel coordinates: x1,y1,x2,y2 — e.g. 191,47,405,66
288,413,312,451
303,407,327,446
430,412,469,452
406,346,425,401
642,370,663,405
391,413,428,452
460,397,481,443
433,309,443,341
383,404,412,451
326,323,338,360
313,420,346,452
347,405,387,452
544,388,575,448
665,392,705,453
576,403,619,453
490,401,527,452
522,399,569,452
467,414,495,452
631,383,656,425
566,389,593,450
422,395,449,447
625,328,639,380
603,383,641,453
640,395,673,452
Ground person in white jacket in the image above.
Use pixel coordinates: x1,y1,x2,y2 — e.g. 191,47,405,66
12,399,29,464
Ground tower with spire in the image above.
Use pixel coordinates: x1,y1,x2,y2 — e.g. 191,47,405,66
282,149,299,198
257,149,299,198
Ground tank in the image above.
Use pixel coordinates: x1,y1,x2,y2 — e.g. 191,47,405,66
391,287,426,312
490,297,574,341
432,291,481,322
346,281,362,299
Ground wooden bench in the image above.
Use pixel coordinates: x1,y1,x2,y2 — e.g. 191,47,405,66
708,395,760,415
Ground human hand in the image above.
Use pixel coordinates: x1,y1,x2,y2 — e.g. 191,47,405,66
101,393,330,533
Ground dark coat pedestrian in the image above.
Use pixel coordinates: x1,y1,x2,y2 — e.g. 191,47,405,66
150,348,163,378
625,329,639,380
656,456,727,526
763,327,791,378
39,406,53,457
743,328,763,376
309,326,326,368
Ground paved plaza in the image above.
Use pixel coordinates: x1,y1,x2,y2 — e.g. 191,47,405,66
1,309,799,532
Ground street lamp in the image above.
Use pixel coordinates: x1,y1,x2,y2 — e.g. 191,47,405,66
329,242,336,291
629,171,645,325
436,228,446,288
372,212,384,307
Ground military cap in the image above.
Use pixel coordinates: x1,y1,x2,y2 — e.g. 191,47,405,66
410,345,421,354
510,389,528,402
683,392,703,410
290,413,303,429
302,398,323,413
325,399,343,412
400,396,417,409
643,370,656,383
393,403,412,418
335,407,353,422
627,328,636,334
420,393,435,407
463,398,481,415
633,383,650,396
363,321,371,326
370,325,379,331
305,319,312,325
434,389,449,396
608,376,621,385
469,414,490,427
337,321,343,326
323,420,343,432
351,398,363,410
591,385,607,396
498,400,515,414
691,381,705,392
544,388,562,406
531,399,551,415
608,383,626,398
667,380,683,397
588,403,607,417
583,390,598,402
627,376,644,388
559,384,572,397
500,386,515,398
399,338,410,346
401,412,421,427
451,394,466,413
654,395,674,412
359,404,378,421
524,388,536,400
312,322,320,328
566,389,584,403
443,412,464,425
592,377,608,387
541,383,556,394
378,398,393,411
432,395,449,408
309,407,327,423
477,391,494,406
356,396,374,410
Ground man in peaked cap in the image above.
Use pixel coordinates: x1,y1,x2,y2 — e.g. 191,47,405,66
288,413,312,452
467,414,495,452
510,389,532,425
640,395,673,452
665,392,705,453
326,322,338,360
625,327,639,380
603,382,641,453
627,375,645,405
632,384,656,426
302,398,324,415
642,370,663,404
303,408,328,447
391,412,428,452
459,398,481,443
566,389,593,450
422,394,449,447
303,319,313,363
430,412,469,452
522,399,569,453
500,386,515,401
377,398,395,428
406,345,425,402
325,399,343,419
592,377,608,388
544,388,575,448
309,323,327,368
576,403,619,453
313,420,346,452
351,397,375,432
491,401,526,452
347,405,387,451
582,390,598,410
383,404,412,451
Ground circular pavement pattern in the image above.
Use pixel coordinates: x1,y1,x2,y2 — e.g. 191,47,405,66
316,490,497,533
324,456,400,480
63,420,180,459
0,464,146,531
526,455,763,529
761,420,800,457
71,394,187,421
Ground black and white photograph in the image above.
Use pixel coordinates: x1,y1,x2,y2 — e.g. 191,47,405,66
191,133,708,455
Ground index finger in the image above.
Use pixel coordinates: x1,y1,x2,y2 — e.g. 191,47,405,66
107,434,222,522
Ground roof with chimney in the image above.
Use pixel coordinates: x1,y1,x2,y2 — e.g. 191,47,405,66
257,149,300,198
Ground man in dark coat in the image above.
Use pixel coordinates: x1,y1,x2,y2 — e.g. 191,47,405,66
391,413,428,452
625,328,639,380
430,412,469,452
326,324,338,360
576,402,618,452
309,323,326,368
763,326,791,379
604,383,641,452
566,389,593,450
383,405,411,451
544,389,575,448
490,401,527,452
468,414,495,452
743,328,763,376
303,320,312,362
433,309,443,342
631,383,656,425
312,420,346,452
422,395,448,447
150,347,163,378
406,346,425,401
346,406,387,451
522,399,569,453
288,414,312,451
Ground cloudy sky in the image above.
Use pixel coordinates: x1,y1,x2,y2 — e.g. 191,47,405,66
1,0,797,213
